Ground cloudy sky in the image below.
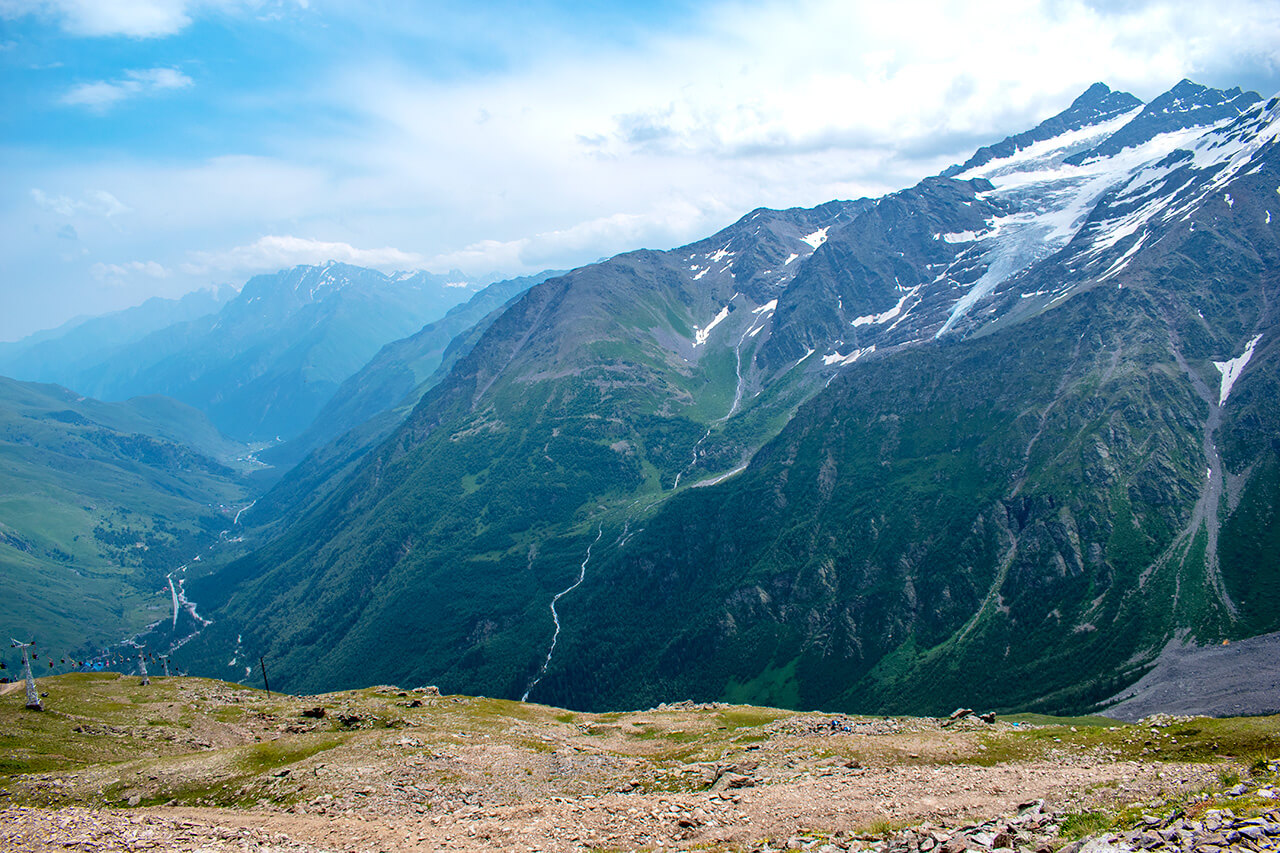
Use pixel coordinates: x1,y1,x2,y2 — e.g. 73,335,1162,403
2,0,1279,340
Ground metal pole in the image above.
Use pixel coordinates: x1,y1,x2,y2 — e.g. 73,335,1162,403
160,655,171,678
138,651,150,686
11,639,41,711
260,656,270,698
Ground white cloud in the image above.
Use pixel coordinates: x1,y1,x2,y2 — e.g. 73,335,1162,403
428,202,711,273
0,0,193,37
186,235,426,274
0,0,309,38
61,66,192,111
31,188,131,217
91,259,170,282
569,0,1280,161
6,0,1280,342
313,0,1280,280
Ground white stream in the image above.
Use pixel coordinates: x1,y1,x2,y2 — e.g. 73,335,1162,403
107,499,255,669
524,300,775,698
522,526,603,702
233,499,256,526
672,302,774,490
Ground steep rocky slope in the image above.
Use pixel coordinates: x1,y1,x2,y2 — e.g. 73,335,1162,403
187,81,1279,714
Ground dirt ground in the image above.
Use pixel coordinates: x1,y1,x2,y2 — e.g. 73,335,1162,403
0,675,1264,852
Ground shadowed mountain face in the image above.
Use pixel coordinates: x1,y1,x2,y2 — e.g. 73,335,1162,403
261,270,563,470
186,81,1280,715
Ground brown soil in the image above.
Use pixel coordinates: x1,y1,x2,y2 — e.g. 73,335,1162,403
0,676,1256,852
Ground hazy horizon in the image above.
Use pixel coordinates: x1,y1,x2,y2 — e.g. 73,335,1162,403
3,0,1280,342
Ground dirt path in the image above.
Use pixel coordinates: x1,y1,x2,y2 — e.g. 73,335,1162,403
0,722,1219,853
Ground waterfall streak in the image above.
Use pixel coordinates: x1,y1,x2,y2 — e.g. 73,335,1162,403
673,307,771,489
233,500,256,526
168,576,179,627
522,526,603,702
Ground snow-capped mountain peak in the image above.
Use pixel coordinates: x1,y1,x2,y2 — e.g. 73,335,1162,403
740,79,1272,373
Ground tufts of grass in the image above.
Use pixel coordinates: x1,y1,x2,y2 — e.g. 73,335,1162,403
999,713,1117,727
718,708,787,730
1249,753,1276,776
517,737,558,754
861,818,912,838
98,733,346,810
665,730,702,744
234,735,344,775
961,714,1280,769
1059,811,1114,839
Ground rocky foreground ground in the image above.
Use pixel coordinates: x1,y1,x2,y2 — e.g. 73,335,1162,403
3,674,1279,852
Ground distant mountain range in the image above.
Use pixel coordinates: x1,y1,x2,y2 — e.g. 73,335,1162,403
170,79,1279,717
261,269,561,469
0,265,499,442
0,286,235,382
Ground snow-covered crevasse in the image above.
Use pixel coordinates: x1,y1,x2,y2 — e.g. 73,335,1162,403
522,526,603,702
935,104,1250,335
822,345,876,367
934,107,1143,335
725,299,777,419
693,304,732,347
1214,334,1263,405
801,227,829,249
853,285,920,327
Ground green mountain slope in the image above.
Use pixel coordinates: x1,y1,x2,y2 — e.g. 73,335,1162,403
0,377,251,655
182,82,1280,715
539,112,1280,715
263,270,561,470
551,289,1275,714
183,203,861,695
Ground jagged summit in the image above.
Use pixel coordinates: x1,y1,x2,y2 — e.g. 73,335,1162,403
942,81,1143,176
1063,78,1262,164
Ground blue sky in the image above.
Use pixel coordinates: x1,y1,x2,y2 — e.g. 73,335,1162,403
2,0,1280,340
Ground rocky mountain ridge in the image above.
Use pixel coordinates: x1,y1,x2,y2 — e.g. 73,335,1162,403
175,78,1280,716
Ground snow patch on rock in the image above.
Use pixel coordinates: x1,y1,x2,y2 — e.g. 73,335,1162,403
1214,334,1263,405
